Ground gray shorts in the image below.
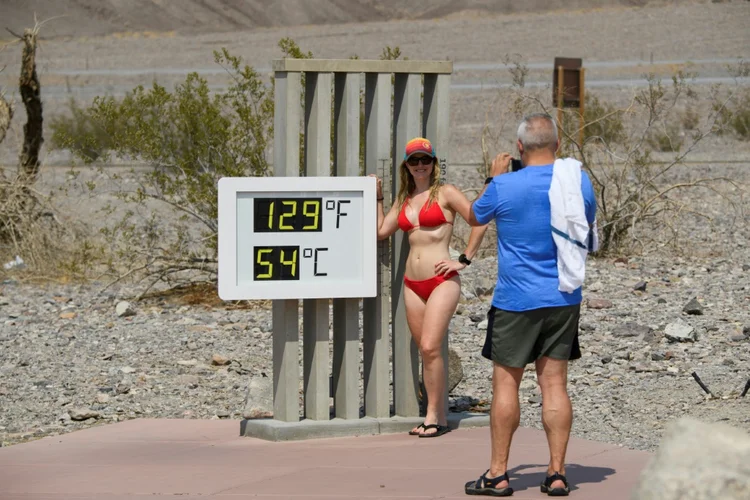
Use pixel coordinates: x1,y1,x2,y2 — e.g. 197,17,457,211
481,304,581,368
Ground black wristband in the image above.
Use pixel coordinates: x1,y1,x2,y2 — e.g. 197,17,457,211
458,253,472,266
484,176,493,185
377,197,384,201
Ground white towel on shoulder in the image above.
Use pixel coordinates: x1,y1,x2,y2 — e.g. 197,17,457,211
548,158,598,293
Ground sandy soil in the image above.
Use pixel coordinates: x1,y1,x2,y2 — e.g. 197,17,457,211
2,0,711,38
0,1,748,167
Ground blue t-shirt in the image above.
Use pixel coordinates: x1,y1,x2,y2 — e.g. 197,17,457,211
472,164,597,312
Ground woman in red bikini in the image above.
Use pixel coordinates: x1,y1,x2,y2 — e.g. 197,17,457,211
373,137,488,438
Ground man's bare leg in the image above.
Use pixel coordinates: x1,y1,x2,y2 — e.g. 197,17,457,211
488,362,524,487
535,356,572,490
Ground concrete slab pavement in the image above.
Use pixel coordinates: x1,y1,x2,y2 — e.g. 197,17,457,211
0,418,650,499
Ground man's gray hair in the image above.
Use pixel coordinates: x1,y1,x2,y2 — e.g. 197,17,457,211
517,113,558,152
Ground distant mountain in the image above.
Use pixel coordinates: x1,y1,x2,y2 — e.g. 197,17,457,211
2,0,705,38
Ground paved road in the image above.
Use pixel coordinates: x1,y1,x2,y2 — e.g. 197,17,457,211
2,57,747,100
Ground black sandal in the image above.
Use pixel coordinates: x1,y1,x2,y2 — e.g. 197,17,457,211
540,471,570,496
408,423,427,436
417,424,451,438
465,469,513,496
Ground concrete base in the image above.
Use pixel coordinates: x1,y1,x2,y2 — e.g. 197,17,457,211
240,411,490,441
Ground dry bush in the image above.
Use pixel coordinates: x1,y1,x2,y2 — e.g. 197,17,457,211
51,47,275,294
474,58,746,256
49,39,413,294
0,174,99,281
713,61,750,141
0,19,98,282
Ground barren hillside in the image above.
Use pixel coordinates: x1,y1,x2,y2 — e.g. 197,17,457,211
3,0,709,38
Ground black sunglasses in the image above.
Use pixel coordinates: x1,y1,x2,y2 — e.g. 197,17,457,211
406,156,435,166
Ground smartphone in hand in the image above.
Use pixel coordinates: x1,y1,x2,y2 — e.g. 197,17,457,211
510,158,524,172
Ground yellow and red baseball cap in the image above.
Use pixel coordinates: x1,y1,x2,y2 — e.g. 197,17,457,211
403,137,436,160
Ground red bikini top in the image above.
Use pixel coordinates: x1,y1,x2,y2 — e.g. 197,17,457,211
397,197,452,232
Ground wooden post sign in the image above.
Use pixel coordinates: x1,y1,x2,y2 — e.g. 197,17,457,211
552,57,585,146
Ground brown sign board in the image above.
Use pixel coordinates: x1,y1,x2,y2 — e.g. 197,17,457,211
553,57,583,108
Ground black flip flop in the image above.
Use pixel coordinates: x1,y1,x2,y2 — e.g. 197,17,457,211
465,469,513,496
408,423,427,436
540,471,570,496
418,424,451,438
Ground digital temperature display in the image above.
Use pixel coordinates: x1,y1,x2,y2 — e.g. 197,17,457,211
218,177,376,299
253,198,323,232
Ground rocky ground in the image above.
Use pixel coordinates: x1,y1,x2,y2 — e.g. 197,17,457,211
1,160,748,451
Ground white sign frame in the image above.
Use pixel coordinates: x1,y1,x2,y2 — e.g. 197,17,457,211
218,176,377,300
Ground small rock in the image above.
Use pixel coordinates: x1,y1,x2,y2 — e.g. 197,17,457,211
580,322,596,332
115,301,136,318
447,348,464,394
742,263,750,271
242,376,273,419
632,417,750,500
211,354,231,366
473,277,495,297
119,366,136,374
68,408,100,421
528,395,542,405
657,298,667,304
477,319,488,330
96,393,110,404
115,383,131,395
630,363,660,373
665,321,697,343
601,355,613,364
643,329,662,344
59,311,77,320
587,298,613,309
633,281,648,292
651,351,666,361
611,322,652,338
730,333,748,342
520,379,537,392
179,375,200,388
682,297,704,316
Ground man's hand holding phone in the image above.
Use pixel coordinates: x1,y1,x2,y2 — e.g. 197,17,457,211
490,153,511,177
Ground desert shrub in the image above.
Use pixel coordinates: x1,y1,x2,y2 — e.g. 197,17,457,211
479,61,744,256
714,87,750,140
645,121,684,152
681,104,700,131
50,97,116,161
51,39,408,291
582,93,627,146
0,21,99,280
51,47,275,289
712,60,750,140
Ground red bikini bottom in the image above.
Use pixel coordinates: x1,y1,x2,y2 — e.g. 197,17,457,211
404,271,458,302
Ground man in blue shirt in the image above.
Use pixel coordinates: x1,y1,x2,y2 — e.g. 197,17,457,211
463,113,596,497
